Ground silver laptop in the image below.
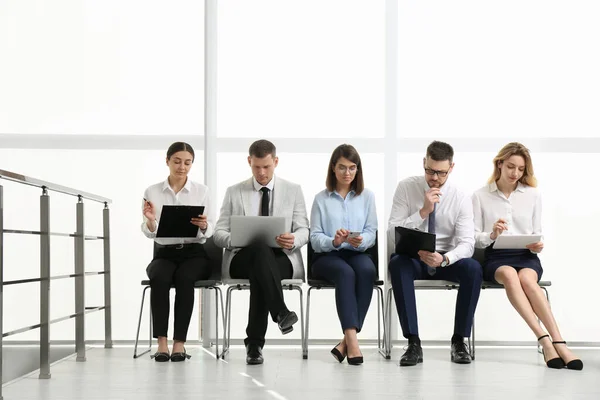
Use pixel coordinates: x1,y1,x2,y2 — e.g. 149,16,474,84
230,216,286,248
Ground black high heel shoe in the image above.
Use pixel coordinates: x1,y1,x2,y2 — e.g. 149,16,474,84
347,352,363,366
538,335,564,369
330,342,346,363
170,347,191,362
552,341,583,371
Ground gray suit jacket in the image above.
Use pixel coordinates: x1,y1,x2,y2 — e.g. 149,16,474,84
213,176,309,280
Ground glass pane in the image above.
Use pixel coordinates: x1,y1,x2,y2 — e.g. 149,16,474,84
218,0,385,138
0,1,204,135
397,1,600,138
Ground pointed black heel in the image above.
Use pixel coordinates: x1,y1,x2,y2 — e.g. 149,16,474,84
347,354,363,365
537,335,564,369
330,342,346,363
552,341,583,371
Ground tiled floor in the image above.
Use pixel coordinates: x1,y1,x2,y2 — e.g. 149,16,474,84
2,345,599,400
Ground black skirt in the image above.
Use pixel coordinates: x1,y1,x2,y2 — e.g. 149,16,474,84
483,247,543,283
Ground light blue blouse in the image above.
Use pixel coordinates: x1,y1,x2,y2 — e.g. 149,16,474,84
309,188,377,253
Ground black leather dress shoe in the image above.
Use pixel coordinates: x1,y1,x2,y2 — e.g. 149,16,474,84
246,344,264,365
276,310,298,335
399,343,423,366
451,341,472,364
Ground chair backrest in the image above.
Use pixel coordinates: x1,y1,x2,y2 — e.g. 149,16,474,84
152,237,223,281
472,247,485,265
307,231,379,280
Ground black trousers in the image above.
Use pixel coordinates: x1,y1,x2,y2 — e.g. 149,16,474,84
146,244,211,342
230,243,293,347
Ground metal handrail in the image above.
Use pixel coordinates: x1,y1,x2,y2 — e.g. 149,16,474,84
0,170,113,400
0,169,111,204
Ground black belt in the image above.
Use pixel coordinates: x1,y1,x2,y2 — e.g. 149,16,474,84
157,243,202,250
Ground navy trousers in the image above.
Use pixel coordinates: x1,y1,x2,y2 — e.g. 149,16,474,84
312,250,377,333
388,253,482,338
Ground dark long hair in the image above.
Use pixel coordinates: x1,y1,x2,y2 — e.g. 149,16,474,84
326,144,364,195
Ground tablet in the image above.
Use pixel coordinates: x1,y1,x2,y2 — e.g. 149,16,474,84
493,234,542,249
156,205,205,238
394,226,436,259
230,216,286,248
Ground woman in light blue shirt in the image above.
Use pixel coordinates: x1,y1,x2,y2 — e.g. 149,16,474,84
310,144,377,365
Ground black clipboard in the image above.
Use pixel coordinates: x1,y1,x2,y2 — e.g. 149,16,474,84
394,226,436,259
156,205,205,238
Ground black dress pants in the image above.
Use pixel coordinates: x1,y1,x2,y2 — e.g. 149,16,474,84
146,243,211,342
229,243,293,347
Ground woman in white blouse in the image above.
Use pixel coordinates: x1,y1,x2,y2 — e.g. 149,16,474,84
472,142,582,370
141,142,214,362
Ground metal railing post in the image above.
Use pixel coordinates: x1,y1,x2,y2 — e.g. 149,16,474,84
0,185,4,399
39,188,51,378
103,203,113,348
74,196,86,361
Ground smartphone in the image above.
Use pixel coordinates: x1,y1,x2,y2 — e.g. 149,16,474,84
348,231,361,238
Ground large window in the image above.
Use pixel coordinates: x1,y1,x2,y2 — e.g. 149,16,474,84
217,0,385,138
0,1,205,135
397,1,600,138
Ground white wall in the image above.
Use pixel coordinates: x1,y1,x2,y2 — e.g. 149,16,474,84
1,1,599,345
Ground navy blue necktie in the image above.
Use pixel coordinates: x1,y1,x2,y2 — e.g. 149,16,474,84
427,203,437,276
260,187,270,216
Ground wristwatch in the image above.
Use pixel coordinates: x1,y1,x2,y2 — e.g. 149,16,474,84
440,255,449,267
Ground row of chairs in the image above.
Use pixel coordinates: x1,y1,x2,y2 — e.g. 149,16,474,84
133,235,551,361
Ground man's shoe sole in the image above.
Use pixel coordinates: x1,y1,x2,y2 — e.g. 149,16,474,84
451,356,472,364
399,357,423,366
278,313,298,333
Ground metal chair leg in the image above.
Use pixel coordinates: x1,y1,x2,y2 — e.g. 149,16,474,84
470,318,475,360
133,286,151,359
376,286,381,348
212,287,222,360
304,286,315,360
222,286,234,359
537,286,551,354
293,285,306,359
376,286,389,359
385,287,393,357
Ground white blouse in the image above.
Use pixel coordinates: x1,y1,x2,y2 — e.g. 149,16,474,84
471,181,542,249
141,178,214,245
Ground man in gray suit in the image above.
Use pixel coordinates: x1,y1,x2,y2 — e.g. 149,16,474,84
214,139,309,365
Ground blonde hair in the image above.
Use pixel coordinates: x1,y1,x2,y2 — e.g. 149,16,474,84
488,142,537,187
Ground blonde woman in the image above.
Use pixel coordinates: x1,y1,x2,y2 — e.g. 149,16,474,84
472,142,582,370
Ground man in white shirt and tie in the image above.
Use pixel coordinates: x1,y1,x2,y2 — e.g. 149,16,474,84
387,141,482,366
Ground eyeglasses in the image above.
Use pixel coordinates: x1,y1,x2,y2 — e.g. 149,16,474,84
424,167,449,177
336,165,358,174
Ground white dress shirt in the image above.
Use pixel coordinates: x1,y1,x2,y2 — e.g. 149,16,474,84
472,181,542,249
250,177,275,216
387,175,475,265
141,178,214,245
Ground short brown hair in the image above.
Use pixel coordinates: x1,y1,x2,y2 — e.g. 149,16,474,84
326,144,364,195
249,139,277,158
426,141,454,162
488,142,537,187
